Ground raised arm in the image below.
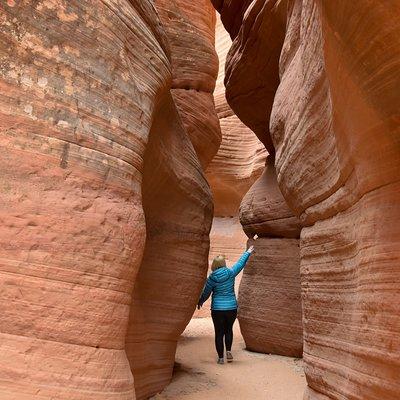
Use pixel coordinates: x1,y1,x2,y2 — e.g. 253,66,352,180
229,246,254,277
198,277,214,307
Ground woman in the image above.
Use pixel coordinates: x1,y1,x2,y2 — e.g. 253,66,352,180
197,245,254,364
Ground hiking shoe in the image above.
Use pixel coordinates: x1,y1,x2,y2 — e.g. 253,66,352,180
226,351,233,363
217,357,224,364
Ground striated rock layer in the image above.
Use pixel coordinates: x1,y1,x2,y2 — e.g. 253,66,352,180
155,0,221,169
240,156,302,239
238,156,303,357
239,238,302,357
204,15,266,275
207,15,266,218
0,1,168,398
217,0,400,398
216,0,288,153
126,94,212,399
126,1,219,399
0,1,217,399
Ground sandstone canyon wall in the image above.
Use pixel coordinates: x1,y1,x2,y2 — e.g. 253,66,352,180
211,1,303,357
215,0,400,398
126,1,220,398
193,15,267,318
0,1,219,399
155,0,221,169
125,94,213,400
206,14,266,266
207,16,266,221
238,156,303,357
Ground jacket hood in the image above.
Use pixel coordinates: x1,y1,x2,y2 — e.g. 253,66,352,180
209,267,230,283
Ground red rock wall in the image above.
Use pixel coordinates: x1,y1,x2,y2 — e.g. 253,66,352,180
239,238,302,357
203,15,266,288
207,15,266,218
238,156,303,357
0,1,218,399
155,0,221,169
0,1,168,398
125,1,219,399
240,156,302,240
218,0,288,153
125,94,213,399
216,0,400,398
281,2,400,398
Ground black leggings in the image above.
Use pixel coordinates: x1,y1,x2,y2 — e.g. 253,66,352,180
211,309,237,358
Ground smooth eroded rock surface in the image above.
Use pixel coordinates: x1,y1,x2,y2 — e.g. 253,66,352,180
206,15,266,218
125,1,219,399
211,0,254,39
0,1,170,398
126,94,212,400
155,0,221,168
222,0,288,152
239,238,303,357
272,2,400,398
238,156,303,356
0,1,218,399
171,89,220,168
206,119,266,217
217,0,400,398
240,156,302,239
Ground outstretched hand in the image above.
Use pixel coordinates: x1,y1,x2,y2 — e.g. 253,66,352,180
247,245,255,254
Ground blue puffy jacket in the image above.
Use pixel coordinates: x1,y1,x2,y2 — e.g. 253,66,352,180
198,251,251,311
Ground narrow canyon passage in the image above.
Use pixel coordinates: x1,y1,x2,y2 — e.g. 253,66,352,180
151,318,306,400
0,1,399,400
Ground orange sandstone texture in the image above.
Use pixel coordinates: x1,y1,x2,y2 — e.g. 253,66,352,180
125,1,219,399
155,0,221,169
279,3,400,399
217,0,400,398
206,119,266,217
172,89,220,169
238,156,303,357
204,15,266,284
0,1,168,398
126,94,213,400
207,15,266,218
211,0,254,39
0,1,217,399
239,238,302,357
206,124,266,217
216,0,288,153
240,156,302,240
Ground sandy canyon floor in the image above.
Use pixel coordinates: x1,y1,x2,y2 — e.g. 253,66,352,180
151,318,306,400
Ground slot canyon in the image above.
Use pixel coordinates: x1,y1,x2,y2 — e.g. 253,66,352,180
0,1,399,400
